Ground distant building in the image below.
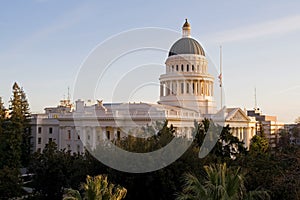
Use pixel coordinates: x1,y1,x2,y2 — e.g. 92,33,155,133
30,19,257,153
284,123,300,145
247,108,284,148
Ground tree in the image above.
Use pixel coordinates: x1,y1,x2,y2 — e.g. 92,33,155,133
30,142,72,199
0,83,32,199
63,175,127,200
9,82,31,167
176,163,270,200
249,134,269,155
0,97,6,120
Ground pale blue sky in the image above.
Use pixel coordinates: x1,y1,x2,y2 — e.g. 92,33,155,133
1,1,300,123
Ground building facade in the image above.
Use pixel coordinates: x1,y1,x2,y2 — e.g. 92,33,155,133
247,108,284,148
30,20,257,153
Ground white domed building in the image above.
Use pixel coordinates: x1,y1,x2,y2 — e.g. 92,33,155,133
30,20,257,153
159,19,216,114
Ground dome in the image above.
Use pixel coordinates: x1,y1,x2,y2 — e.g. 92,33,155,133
168,37,205,57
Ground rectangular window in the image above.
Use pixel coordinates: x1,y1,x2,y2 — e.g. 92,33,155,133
38,137,42,144
38,127,42,134
181,83,184,94
106,131,110,140
186,83,189,94
49,127,53,134
68,130,71,140
77,145,80,152
67,144,71,151
192,83,195,94
49,138,52,142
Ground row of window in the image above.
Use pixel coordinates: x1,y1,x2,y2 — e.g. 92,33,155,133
68,130,121,140
167,64,207,73
37,128,122,145
161,81,213,96
38,127,52,134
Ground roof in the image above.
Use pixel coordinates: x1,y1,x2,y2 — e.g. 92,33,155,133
168,37,205,57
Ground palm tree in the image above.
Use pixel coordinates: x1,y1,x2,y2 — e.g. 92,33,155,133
176,163,270,200
63,175,127,200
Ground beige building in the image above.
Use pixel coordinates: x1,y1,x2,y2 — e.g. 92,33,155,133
30,20,257,153
247,108,284,147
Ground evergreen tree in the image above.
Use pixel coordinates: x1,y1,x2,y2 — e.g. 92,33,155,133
9,82,31,167
0,89,23,198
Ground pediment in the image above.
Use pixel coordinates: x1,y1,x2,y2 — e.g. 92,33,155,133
226,108,249,122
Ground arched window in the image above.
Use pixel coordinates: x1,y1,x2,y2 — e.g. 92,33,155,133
181,64,184,71
172,65,174,72
192,65,194,71
187,64,189,72
176,65,179,71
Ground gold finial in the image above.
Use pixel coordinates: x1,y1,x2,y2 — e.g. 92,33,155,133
183,18,190,28
182,19,191,37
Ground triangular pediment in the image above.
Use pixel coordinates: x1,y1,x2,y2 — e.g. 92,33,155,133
225,108,250,122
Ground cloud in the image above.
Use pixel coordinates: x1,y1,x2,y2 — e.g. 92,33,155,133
207,15,300,43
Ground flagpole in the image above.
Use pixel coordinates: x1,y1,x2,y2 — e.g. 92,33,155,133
220,45,223,109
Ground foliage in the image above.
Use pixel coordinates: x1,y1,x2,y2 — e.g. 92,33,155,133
0,82,31,199
83,175,127,200
0,166,22,199
249,134,269,155
176,163,270,200
9,82,31,167
23,118,300,200
63,175,127,200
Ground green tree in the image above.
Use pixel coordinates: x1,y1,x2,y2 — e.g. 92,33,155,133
9,82,31,167
30,142,70,199
249,134,269,155
0,84,28,198
176,163,270,200
63,175,127,200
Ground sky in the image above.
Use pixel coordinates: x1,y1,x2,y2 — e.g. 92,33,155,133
1,0,300,123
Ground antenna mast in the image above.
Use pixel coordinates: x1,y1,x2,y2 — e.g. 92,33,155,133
254,87,257,109
67,86,70,101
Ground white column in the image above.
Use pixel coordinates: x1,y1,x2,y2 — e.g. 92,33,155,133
113,128,117,140
58,127,63,150
237,128,241,141
92,127,96,150
102,127,107,140
176,81,179,95
245,127,250,148
240,128,244,141
211,82,214,96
